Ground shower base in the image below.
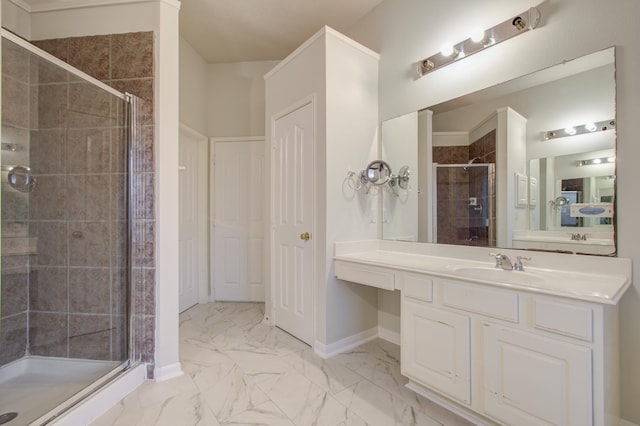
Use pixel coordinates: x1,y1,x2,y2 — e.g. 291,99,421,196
0,357,120,426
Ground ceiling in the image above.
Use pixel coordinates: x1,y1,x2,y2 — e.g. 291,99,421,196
18,0,384,64
179,0,385,64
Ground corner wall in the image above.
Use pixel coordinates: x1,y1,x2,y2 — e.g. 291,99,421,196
179,37,208,136
207,60,278,137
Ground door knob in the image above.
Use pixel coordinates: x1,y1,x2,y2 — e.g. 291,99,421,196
300,232,311,241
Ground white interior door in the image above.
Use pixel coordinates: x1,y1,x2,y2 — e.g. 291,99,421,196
213,138,265,301
179,125,209,313
272,100,314,345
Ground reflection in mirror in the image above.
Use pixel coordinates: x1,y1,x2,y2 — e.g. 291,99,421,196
381,47,616,255
361,160,392,186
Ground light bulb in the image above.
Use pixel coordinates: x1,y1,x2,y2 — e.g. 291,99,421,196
592,158,602,164
607,157,615,163
471,29,486,43
440,43,456,57
565,127,577,136
585,123,597,132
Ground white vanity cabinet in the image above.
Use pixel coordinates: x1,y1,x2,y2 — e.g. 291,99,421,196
399,275,611,426
334,242,630,425
402,298,471,404
482,322,593,426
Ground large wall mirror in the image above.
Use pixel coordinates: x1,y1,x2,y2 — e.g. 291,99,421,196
381,47,616,256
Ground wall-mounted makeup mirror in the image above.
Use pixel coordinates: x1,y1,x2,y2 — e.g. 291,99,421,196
381,47,616,255
361,160,392,186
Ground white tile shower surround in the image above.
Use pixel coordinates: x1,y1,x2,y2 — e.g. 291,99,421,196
92,302,473,426
0,357,120,426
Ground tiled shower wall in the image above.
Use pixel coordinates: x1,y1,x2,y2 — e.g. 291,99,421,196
33,32,157,373
1,38,31,365
0,32,156,372
433,130,497,246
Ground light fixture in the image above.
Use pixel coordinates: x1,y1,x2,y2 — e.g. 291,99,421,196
440,43,458,57
470,29,487,44
578,156,616,167
543,119,616,141
417,7,541,77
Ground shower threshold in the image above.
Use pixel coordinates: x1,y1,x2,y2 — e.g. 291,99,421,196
0,357,122,426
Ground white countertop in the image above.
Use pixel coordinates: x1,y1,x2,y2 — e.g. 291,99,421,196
334,240,632,305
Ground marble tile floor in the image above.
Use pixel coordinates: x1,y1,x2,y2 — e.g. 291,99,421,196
92,302,474,426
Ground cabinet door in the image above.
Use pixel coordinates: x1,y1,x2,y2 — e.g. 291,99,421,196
482,323,592,426
402,300,471,404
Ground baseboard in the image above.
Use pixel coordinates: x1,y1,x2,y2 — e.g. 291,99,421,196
153,361,183,382
405,381,496,426
314,326,378,359
378,326,401,345
621,419,640,426
52,363,146,425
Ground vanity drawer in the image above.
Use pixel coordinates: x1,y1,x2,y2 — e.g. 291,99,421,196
401,273,433,302
532,298,593,342
442,281,519,323
334,260,395,290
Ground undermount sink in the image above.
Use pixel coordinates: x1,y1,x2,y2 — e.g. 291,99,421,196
449,266,545,285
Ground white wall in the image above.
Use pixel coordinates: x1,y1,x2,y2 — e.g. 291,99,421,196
29,2,163,39
381,111,418,241
207,60,278,137
325,31,380,344
179,37,208,135
1,0,31,37
346,0,640,422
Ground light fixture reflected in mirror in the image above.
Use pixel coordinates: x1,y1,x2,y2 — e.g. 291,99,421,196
417,6,541,77
543,119,615,140
578,156,616,167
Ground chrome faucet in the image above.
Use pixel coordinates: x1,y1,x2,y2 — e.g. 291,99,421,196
492,253,513,270
514,255,532,271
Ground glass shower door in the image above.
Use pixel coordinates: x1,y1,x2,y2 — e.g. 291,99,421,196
1,32,131,426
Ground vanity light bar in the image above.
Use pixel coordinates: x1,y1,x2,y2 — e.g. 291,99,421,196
417,7,541,77
543,119,616,141
578,156,616,167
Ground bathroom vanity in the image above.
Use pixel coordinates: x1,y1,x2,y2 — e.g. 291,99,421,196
334,240,631,426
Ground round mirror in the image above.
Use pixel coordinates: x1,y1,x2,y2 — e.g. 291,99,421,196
361,160,392,186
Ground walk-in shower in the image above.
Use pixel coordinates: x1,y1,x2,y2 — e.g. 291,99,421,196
0,29,141,425
433,163,496,246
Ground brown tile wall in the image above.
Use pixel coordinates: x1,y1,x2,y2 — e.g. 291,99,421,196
0,32,155,370
1,38,33,365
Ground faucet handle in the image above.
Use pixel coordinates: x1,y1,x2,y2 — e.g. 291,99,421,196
514,255,531,271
